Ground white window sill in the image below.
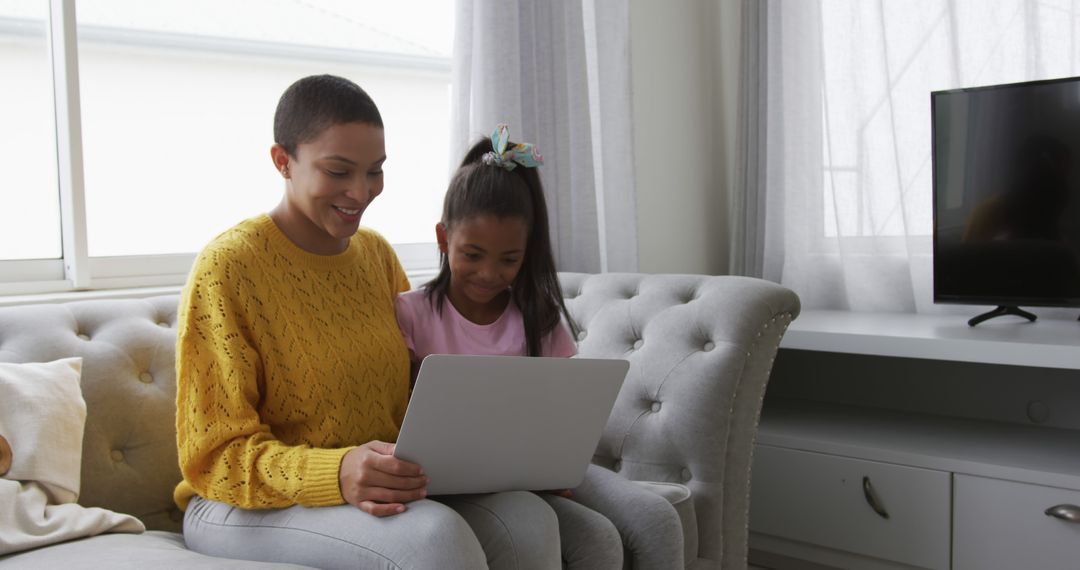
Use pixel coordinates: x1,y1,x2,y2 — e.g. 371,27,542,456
0,285,183,307
0,268,439,308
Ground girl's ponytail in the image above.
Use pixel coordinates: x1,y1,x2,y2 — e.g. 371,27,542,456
510,163,577,356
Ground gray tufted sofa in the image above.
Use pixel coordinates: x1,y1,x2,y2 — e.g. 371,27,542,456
0,272,799,569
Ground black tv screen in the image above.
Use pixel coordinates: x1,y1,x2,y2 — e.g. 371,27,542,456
932,76,1080,313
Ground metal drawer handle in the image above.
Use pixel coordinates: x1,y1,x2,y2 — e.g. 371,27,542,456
862,476,890,519
1045,504,1080,523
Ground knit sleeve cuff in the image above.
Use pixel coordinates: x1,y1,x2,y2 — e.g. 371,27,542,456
298,447,354,506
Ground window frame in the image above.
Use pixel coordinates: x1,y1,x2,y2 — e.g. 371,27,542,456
0,0,444,299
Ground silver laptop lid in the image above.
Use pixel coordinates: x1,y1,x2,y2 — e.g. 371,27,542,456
394,354,628,496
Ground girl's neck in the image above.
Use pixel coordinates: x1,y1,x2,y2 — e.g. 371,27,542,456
446,288,511,325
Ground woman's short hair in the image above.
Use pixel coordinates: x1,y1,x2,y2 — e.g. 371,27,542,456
273,74,383,157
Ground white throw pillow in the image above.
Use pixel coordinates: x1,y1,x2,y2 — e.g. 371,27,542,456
0,358,144,556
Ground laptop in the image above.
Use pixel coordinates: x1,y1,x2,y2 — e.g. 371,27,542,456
393,354,629,496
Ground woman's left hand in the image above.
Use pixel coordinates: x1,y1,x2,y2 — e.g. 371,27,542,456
339,440,428,516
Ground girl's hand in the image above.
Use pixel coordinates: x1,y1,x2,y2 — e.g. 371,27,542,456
339,440,428,517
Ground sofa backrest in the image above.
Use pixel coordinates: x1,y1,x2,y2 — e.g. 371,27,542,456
0,273,800,568
560,273,799,567
0,295,183,532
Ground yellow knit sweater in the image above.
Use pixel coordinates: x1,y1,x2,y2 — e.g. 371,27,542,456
173,214,411,510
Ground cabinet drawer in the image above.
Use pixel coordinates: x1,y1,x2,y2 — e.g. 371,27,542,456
750,445,950,570
954,474,1080,570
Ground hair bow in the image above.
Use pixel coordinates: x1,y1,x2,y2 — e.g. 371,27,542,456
481,124,543,171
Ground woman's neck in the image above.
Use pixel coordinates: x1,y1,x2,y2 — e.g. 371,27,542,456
269,201,349,255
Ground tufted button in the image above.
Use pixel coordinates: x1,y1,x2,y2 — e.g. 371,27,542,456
632,339,643,350
613,460,622,472
702,342,715,352
651,401,661,413
577,330,588,341
680,467,692,481
110,449,125,463
157,321,171,328
76,333,90,341
138,372,153,384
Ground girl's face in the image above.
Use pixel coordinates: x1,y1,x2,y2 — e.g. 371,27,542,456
270,122,386,255
438,214,529,321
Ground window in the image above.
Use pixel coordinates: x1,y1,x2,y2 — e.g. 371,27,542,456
0,0,451,295
0,1,62,277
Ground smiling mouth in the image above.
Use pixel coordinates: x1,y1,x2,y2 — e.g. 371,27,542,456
472,283,504,295
333,206,361,216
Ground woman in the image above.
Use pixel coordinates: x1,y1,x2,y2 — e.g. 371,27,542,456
173,74,561,569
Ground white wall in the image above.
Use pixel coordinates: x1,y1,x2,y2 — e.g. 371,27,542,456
629,0,741,275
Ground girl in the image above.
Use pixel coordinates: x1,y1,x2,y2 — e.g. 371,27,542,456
397,124,576,368
396,125,684,569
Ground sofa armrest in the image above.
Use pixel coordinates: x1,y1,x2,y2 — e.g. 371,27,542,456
559,272,800,569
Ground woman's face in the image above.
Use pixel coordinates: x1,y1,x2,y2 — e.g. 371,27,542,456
272,122,386,254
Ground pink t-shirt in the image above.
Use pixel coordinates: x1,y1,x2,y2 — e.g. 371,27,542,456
395,288,577,362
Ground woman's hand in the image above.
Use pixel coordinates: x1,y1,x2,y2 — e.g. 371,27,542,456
339,440,428,517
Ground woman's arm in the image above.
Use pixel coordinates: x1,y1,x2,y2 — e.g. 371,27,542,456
175,253,351,509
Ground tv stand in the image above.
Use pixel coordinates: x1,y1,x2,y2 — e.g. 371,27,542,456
750,310,1080,570
968,305,1037,327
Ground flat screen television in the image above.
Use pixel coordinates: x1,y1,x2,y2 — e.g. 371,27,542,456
932,76,1080,326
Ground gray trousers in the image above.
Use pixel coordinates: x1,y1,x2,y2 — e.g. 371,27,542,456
184,492,561,569
569,465,685,569
183,466,680,569
541,493,622,569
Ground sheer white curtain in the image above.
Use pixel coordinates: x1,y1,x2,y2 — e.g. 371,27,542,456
451,0,637,273
743,0,1080,313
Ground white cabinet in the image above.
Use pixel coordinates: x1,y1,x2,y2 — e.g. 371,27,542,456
750,400,1080,570
953,475,1080,570
751,446,950,570
750,311,1080,569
